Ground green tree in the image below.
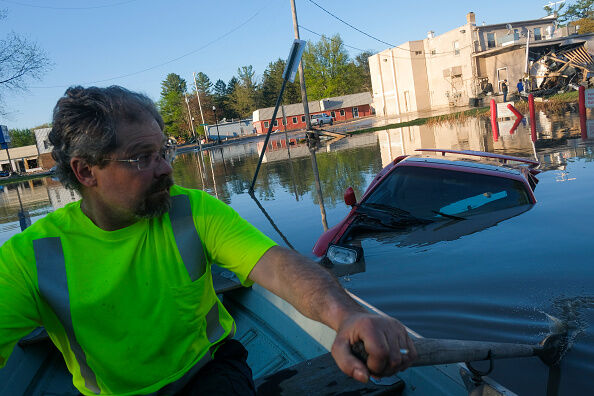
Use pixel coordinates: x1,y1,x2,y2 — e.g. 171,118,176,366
353,51,374,93
158,73,188,138
545,0,593,24
260,59,301,107
302,34,356,100
229,66,258,118
8,128,35,147
223,77,240,120
194,72,213,95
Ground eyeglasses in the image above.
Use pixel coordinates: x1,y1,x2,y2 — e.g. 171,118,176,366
106,144,177,171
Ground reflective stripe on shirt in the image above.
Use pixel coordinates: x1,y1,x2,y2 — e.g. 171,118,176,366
169,194,207,281
32,194,230,395
34,237,101,395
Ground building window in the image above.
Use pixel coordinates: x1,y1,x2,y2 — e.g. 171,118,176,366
282,119,286,126
330,111,335,118
513,29,520,41
534,27,542,41
292,116,297,124
273,120,278,127
301,115,305,122
340,109,345,116
453,41,460,55
43,140,50,150
415,51,422,55
264,121,269,128
431,49,436,55
487,33,496,48
353,107,359,118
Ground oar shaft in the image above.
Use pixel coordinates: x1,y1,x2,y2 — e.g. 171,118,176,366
352,338,542,367
412,338,539,367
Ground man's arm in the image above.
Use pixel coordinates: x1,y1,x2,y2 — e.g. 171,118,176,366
248,246,417,383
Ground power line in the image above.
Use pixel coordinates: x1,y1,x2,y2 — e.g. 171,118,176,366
304,0,465,56
30,3,269,89
0,0,140,10
299,25,370,53
299,24,471,60
304,0,397,48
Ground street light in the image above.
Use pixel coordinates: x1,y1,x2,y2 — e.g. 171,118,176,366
212,106,221,144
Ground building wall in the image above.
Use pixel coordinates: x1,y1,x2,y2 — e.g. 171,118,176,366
370,50,401,116
475,20,557,52
0,145,41,173
253,105,372,134
424,23,475,108
482,48,527,93
206,119,254,140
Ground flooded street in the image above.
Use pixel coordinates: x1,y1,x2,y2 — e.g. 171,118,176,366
1,111,593,394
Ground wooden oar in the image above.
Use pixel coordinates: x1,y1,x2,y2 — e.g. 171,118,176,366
352,332,567,368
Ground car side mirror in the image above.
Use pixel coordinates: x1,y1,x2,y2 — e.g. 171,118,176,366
344,187,356,207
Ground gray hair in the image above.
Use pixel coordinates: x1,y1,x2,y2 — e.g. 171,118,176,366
49,85,164,191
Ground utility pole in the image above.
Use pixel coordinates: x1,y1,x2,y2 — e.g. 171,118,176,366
193,72,208,143
184,94,197,142
290,0,312,132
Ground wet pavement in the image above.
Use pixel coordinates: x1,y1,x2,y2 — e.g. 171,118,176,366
1,109,593,394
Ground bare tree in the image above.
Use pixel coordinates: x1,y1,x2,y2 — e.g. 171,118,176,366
0,11,52,114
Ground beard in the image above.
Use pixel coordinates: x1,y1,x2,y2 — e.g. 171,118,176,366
134,175,174,218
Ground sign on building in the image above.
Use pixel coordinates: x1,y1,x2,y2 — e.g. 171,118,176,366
585,88,594,108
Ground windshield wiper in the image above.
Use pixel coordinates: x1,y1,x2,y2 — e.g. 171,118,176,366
362,203,412,217
358,203,432,226
431,210,466,221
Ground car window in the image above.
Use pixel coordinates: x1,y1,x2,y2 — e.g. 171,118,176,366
364,166,530,219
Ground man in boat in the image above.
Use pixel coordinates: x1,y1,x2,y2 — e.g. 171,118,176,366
0,86,416,395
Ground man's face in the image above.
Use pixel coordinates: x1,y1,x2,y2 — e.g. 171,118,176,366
92,115,174,221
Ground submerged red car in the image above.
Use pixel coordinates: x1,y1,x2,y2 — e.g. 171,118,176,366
313,149,540,262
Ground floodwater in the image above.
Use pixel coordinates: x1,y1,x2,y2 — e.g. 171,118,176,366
1,110,593,395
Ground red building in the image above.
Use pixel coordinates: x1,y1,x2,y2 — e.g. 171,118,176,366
252,92,373,134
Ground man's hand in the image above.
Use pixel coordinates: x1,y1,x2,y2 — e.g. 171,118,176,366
331,313,417,383
248,247,417,382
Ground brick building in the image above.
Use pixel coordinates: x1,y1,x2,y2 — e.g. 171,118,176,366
252,92,373,134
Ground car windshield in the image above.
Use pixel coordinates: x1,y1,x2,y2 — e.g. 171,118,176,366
363,165,530,219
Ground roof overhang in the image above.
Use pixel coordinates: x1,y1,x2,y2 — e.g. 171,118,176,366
472,34,592,58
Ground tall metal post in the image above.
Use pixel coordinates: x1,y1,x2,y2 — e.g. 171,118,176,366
184,94,197,142
290,0,312,132
193,72,208,144
213,107,221,143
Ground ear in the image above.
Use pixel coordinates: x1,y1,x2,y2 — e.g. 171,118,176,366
70,157,97,188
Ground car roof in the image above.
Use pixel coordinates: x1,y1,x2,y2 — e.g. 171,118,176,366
401,155,525,177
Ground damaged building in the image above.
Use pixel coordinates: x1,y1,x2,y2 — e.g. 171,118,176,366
369,12,594,117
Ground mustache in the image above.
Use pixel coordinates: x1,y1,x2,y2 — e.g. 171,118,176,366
148,176,174,194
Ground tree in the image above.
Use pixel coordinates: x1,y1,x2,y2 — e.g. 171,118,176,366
8,128,35,147
260,59,301,107
302,34,355,100
572,17,594,33
545,0,593,24
353,51,374,93
223,77,240,120
194,72,213,96
0,11,52,114
229,66,259,118
158,73,188,138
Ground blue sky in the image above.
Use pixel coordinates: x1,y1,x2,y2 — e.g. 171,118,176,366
1,0,553,129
